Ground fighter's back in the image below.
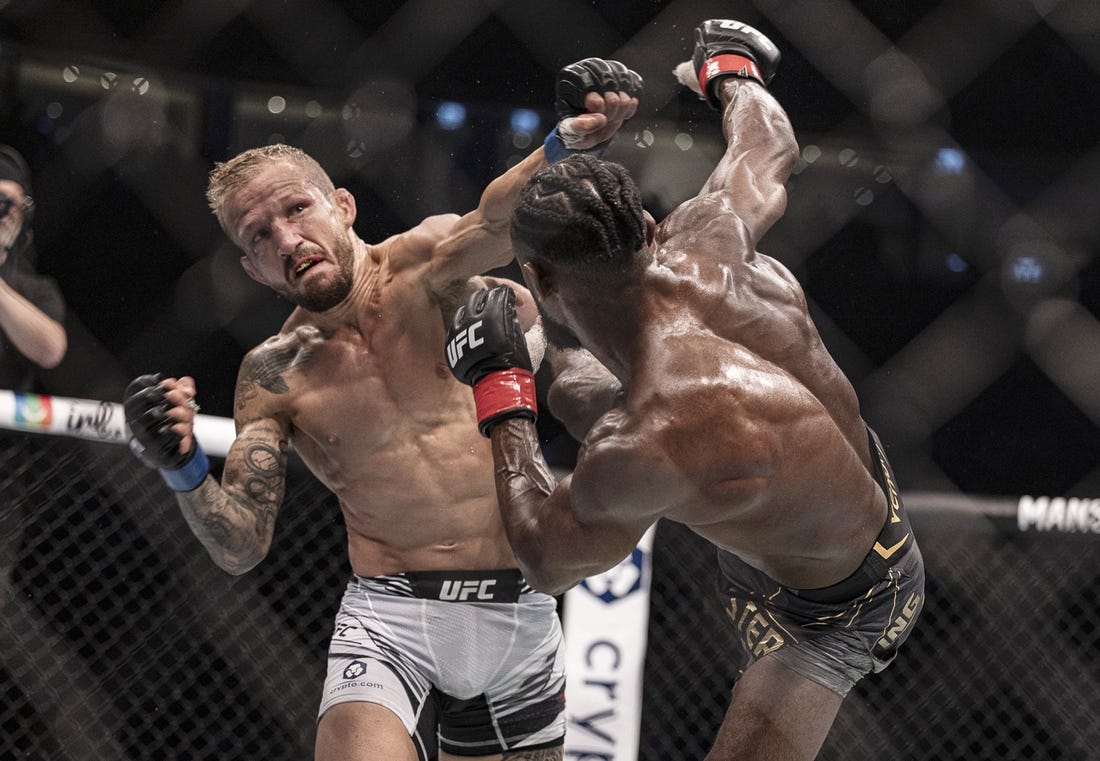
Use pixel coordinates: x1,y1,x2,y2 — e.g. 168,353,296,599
610,199,887,588
655,192,870,453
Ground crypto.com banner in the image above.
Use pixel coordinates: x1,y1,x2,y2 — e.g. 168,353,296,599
563,525,656,761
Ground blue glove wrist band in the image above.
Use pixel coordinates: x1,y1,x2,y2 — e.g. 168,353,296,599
542,125,611,164
543,126,570,163
160,441,209,492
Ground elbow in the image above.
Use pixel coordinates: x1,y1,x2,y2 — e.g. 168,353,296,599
518,555,582,597
547,378,620,442
217,551,265,576
39,338,67,369
778,131,799,175
545,385,587,442
24,331,67,369
521,566,574,597
212,537,271,576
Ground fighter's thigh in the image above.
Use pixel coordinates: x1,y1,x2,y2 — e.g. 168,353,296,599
707,656,843,761
316,701,419,761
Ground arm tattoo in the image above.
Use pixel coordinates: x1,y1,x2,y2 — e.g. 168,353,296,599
236,342,314,410
176,434,288,574
237,440,286,538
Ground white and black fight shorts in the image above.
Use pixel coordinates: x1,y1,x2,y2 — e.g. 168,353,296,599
319,568,565,759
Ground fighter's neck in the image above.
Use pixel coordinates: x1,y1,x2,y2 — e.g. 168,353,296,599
571,285,646,386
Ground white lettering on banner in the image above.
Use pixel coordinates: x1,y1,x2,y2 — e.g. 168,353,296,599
564,526,655,761
1018,495,1100,533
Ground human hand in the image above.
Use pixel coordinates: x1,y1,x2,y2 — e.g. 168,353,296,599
546,58,642,159
445,286,537,436
477,276,538,332
123,373,201,468
674,19,781,109
0,205,20,264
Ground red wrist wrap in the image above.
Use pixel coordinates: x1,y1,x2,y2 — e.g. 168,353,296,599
473,369,538,435
699,54,765,92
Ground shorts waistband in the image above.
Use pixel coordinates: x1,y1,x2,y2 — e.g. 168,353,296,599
792,427,913,604
355,569,528,603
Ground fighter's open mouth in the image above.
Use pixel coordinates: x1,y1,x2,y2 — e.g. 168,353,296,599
291,257,323,278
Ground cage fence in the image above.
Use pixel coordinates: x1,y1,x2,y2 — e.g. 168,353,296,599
1,1,1099,759
1,426,1096,761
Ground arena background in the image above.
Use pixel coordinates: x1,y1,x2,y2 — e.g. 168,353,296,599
1,1,1098,759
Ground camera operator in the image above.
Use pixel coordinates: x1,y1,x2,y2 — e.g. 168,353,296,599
0,143,69,605
0,144,66,391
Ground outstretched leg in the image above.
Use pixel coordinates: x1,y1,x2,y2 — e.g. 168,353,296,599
705,655,844,761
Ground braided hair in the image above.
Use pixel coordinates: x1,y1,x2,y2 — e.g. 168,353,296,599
511,154,645,275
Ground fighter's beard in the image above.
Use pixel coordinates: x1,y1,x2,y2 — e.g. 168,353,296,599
280,238,355,313
536,301,584,350
291,269,354,312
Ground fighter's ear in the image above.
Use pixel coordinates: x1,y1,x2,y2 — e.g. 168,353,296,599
240,254,263,283
332,187,356,227
520,259,555,303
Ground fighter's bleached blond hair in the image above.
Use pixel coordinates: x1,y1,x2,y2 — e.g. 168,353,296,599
205,144,336,232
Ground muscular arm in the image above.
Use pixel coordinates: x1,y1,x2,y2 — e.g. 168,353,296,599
175,418,288,575
544,345,624,441
429,92,638,288
429,149,548,285
168,348,293,575
490,419,650,595
690,78,799,248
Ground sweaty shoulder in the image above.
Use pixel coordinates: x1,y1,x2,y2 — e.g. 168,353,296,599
656,194,755,264
384,213,461,272
571,409,690,525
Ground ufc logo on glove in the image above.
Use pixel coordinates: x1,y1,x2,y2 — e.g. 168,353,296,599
446,319,484,367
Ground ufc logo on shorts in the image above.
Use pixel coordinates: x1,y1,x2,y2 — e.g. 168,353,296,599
446,320,484,367
439,579,497,601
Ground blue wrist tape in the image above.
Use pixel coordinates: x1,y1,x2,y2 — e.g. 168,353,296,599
543,126,570,163
160,441,209,492
542,125,611,164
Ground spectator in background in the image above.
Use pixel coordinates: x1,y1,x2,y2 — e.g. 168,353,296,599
0,143,67,391
0,143,69,639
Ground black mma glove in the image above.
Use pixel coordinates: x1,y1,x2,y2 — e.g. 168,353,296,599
123,373,209,491
675,19,781,110
544,57,643,163
445,286,538,437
